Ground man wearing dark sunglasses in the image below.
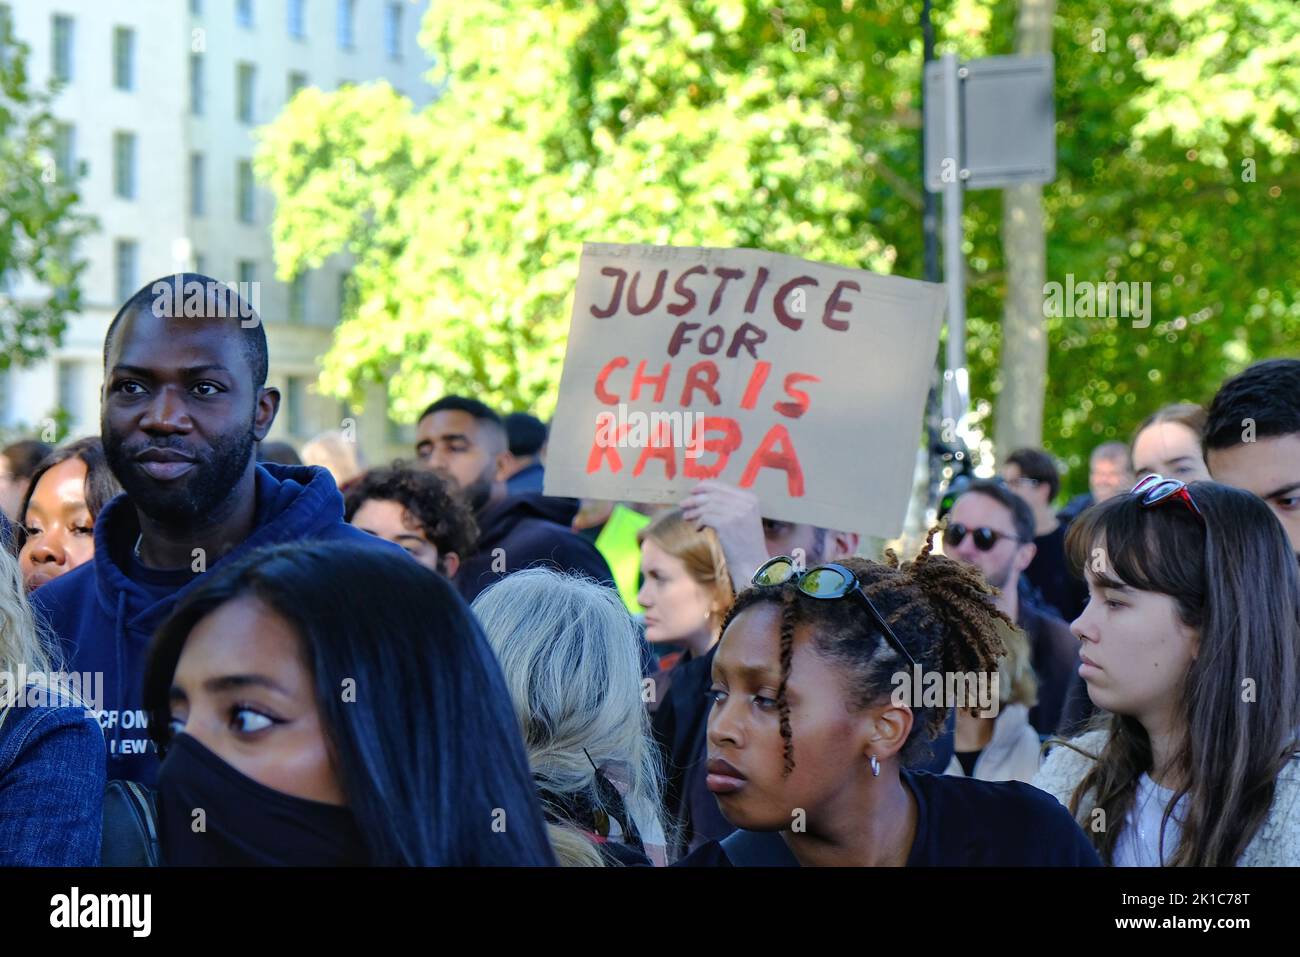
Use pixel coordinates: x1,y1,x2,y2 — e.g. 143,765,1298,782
1001,448,1090,622
945,480,1080,736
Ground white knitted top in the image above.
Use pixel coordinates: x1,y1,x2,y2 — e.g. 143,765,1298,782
1032,730,1300,866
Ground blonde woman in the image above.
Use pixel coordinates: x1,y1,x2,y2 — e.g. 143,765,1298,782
0,547,105,864
945,623,1042,783
637,507,734,675
637,508,737,857
473,569,668,866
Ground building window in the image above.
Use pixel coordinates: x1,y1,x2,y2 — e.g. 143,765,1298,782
113,131,136,199
288,0,305,39
190,53,204,115
189,152,205,216
237,160,255,223
237,261,257,310
57,361,86,423
52,15,74,83
287,376,306,435
337,0,355,51
113,26,134,90
115,240,138,304
289,273,307,324
237,62,256,124
287,70,308,100
53,123,76,182
384,3,402,60
236,0,253,28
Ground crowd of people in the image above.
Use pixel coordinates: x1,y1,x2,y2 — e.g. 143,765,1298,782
0,272,1298,868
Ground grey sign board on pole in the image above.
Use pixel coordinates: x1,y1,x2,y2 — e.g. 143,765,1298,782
924,53,1055,192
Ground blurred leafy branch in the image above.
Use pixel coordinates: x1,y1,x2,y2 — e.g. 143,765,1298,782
0,17,94,371
256,0,1299,496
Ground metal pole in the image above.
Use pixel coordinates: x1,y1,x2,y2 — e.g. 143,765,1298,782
919,0,945,513
941,52,968,427
921,0,939,284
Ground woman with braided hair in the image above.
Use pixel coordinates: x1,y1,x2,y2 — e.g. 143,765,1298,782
676,532,1100,866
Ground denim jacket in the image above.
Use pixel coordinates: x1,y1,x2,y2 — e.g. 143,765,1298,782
0,688,106,866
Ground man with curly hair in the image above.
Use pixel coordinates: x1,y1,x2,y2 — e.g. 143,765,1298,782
344,465,478,580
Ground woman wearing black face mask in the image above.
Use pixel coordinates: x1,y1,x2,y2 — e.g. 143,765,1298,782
142,540,557,866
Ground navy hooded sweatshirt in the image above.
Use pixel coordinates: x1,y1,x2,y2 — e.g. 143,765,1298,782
455,492,614,603
31,463,399,785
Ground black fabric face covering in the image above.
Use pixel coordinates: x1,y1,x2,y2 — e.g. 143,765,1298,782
158,733,367,866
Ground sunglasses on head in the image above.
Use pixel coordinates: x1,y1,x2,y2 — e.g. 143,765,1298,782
751,556,919,670
942,523,1022,552
1131,473,1204,522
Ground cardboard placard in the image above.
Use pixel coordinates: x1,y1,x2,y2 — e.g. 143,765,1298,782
544,243,945,537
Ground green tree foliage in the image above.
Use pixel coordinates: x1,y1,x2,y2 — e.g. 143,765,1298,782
1027,0,1298,493
256,0,1298,496
0,20,93,369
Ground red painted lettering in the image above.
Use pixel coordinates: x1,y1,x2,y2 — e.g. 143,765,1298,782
594,356,628,405
739,423,805,496
740,361,772,410
774,372,820,419
680,361,721,406
630,361,671,403
683,417,742,479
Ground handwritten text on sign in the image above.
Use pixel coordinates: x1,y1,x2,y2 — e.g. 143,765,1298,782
544,244,946,537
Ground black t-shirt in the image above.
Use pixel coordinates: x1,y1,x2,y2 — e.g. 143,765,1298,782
1024,523,1088,623
674,769,1101,867
955,750,981,777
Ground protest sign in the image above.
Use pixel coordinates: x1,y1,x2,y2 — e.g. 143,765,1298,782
544,243,946,537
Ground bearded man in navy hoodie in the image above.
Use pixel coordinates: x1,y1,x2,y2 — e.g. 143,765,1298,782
415,396,612,602
32,275,396,785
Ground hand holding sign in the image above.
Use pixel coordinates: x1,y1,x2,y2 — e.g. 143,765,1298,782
544,243,946,538
680,480,769,590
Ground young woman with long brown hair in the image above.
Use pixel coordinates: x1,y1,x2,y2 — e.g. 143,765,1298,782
1034,477,1300,865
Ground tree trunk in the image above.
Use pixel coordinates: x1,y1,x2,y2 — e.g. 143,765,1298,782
994,0,1055,457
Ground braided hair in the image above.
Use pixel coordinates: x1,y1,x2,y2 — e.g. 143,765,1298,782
718,527,1014,772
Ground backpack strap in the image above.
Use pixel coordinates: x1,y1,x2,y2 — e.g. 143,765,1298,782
719,829,799,867
101,779,160,867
